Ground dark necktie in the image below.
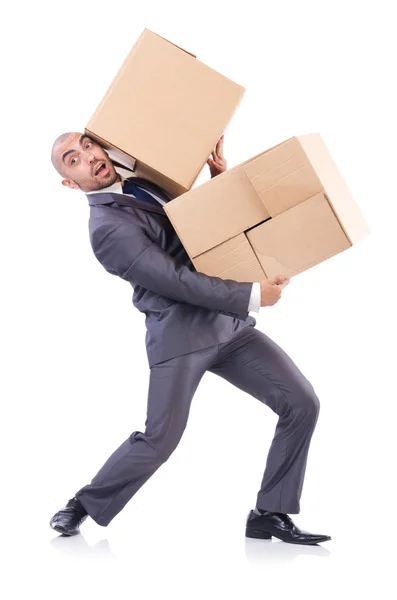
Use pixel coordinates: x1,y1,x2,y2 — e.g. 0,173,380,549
121,178,163,208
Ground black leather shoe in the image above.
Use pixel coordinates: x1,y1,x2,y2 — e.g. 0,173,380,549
49,497,88,536
246,510,331,545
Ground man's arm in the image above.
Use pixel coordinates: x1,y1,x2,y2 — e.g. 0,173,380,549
91,222,253,320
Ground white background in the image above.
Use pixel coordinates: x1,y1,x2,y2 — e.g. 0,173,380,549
2,0,396,598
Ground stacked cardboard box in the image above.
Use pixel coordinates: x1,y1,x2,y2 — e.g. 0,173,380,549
164,134,370,281
86,29,369,282
86,29,244,198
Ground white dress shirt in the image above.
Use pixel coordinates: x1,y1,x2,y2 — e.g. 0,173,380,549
88,168,261,313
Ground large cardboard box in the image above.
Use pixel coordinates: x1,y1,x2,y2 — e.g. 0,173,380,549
164,134,370,282
85,29,245,197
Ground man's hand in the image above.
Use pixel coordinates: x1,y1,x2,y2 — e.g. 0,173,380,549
260,274,290,307
207,134,227,177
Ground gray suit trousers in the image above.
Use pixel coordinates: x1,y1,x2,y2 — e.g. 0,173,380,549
76,326,320,526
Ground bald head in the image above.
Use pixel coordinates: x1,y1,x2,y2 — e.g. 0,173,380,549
50,131,119,192
51,132,79,175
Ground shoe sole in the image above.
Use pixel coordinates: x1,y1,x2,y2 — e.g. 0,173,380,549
245,528,330,545
49,522,79,536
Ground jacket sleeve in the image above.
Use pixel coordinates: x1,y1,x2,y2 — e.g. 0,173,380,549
91,221,253,320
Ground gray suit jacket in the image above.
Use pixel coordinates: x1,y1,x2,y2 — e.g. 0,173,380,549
87,177,256,367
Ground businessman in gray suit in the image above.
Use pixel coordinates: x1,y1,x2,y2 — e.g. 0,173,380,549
49,132,331,545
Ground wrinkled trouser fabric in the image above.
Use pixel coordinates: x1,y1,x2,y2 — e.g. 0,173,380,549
76,326,320,526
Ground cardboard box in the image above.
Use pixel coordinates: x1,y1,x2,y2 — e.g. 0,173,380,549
85,29,245,197
164,134,370,282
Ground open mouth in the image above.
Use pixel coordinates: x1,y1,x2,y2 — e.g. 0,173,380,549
94,162,109,177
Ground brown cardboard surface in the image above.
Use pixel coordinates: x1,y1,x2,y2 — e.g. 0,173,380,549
165,169,270,258
193,233,266,283
246,193,351,278
243,137,323,216
132,162,187,198
84,131,186,197
165,133,369,283
86,29,244,195
298,134,370,243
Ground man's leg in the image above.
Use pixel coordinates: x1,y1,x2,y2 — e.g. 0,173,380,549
73,345,217,527
208,326,320,514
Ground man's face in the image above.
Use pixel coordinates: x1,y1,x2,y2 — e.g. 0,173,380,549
56,133,119,192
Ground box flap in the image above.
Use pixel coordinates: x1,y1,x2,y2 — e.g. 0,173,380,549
243,137,323,216
246,193,351,278
164,169,270,258
193,233,266,282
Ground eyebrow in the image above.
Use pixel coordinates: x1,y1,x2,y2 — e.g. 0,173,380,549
61,134,91,163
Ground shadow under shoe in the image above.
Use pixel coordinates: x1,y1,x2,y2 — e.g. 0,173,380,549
50,497,88,536
246,510,331,545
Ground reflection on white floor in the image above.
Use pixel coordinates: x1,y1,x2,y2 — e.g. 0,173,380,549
49,532,332,563
244,537,331,563
50,534,118,560
6,508,390,600
50,532,332,564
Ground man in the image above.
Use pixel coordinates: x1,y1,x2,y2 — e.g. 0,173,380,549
49,132,331,545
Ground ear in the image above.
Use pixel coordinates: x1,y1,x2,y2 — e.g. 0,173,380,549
62,178,80,190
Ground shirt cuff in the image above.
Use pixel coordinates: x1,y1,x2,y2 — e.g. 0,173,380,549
248,282,261,313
